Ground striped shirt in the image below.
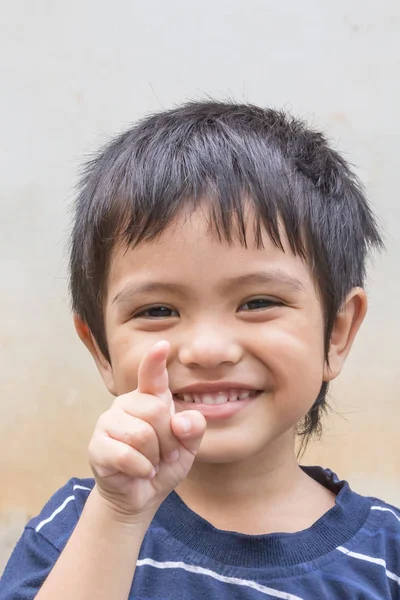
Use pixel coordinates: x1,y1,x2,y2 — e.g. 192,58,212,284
1,467,399,599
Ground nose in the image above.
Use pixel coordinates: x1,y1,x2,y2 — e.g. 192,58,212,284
178,321,243,369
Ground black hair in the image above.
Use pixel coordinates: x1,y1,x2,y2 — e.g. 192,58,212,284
69,100,383,446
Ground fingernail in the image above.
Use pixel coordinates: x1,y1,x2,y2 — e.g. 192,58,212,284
153,340,169,351
176,416,191,433
166,449,180,463
149,467,157,479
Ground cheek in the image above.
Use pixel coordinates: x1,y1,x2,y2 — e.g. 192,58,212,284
255,316,325,394
107,330,152,394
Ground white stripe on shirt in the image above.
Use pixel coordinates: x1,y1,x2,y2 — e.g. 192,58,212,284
136,558,304,599
35,485,91,533
337,546,400,585
371,506,400,522
35,495,75,533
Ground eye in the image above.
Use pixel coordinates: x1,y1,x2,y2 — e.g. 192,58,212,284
134,305,179,319
238,298,280,311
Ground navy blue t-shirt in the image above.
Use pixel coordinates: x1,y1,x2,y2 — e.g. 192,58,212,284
1,467,400,599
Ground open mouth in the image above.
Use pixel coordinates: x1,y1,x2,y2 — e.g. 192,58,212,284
173,389,262,405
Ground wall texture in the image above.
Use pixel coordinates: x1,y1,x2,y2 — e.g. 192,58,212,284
1,0,399,571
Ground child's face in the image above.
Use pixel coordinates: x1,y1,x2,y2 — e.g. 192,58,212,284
92,206,356,464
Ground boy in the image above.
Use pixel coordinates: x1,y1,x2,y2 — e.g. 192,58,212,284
1,101,398,599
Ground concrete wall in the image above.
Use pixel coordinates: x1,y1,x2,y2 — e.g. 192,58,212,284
1,0,399,570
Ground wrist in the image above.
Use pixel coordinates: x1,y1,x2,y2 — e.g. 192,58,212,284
89,486,158,531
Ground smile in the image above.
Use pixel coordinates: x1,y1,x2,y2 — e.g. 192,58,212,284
173,389,261,405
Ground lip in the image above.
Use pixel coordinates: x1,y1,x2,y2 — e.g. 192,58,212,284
173,390,262,420
173,381,260,395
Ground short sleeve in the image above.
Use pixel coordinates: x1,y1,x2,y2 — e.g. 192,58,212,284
0,529,59,599
0,477,94,599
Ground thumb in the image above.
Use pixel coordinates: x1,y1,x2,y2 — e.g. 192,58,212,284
137,340,172,406
170,410,207,455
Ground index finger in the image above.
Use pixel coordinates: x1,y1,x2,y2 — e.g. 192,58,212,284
137,340,172,405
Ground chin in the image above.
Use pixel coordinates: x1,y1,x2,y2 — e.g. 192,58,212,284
193,423,296,465
194,435,263,464
194,449,243,464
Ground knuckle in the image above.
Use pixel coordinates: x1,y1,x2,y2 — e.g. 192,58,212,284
88,431,101,457
96,409,113,429
113,395,125,410
87,440,96,462
116,445,135,471
131,423,154,447
88,432,108,467
114,391,136,409
144,396,168,421
121,430,135,447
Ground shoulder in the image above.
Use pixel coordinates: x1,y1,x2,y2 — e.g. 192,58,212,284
356,493,400,542
26,476,94,551
367,495,400,525
325,467,400,544
334,490,400,592
0,478,95,599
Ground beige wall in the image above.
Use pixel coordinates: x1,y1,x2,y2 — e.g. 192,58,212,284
1,0,399,570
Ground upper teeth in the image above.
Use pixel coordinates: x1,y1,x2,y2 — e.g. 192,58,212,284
176,390,255,405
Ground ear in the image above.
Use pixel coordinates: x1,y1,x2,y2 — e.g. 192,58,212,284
73,314,117,395
323,288,368,382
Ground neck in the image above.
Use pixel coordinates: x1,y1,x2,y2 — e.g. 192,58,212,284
175,432,335,534
180,433,299,500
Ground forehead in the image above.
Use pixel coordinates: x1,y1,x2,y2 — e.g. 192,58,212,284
107,206,314,295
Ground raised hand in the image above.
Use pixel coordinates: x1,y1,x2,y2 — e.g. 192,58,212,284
88,341,207,521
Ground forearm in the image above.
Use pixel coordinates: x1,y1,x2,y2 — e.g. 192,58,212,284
36,487,153,600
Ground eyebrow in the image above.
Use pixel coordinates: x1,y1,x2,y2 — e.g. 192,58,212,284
112,282,187,307
112,270,304,307
221,271,305,293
